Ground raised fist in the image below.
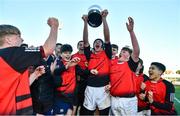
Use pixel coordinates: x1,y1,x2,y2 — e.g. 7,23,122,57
126,17,134,32
101,9,108,18
47,17,59,28
82,15,88,22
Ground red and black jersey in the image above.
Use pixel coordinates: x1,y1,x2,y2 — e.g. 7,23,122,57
135,74,150,111
54,58,89,105
111,56,118,65
84,43,112,87
0,46,45,114
144,78,177,115
135,74,144,94
88,51,110,76
72,52,88,70
72,52,88,95
110,56,138,97
135,73,149,94
56,60,76,94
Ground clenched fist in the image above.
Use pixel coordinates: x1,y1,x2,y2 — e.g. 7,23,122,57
47,17,59,28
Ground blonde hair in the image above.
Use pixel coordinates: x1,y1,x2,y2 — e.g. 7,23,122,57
0,25,21,45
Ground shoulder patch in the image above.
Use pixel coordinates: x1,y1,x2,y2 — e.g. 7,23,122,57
170,93,175,102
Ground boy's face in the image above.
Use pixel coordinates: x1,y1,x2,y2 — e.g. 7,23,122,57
119,50,130,61
77,41,84,51
93,40,103,52
112,47,118,56
61,51,72,61
55,44,62,57
148,65,162,80
6,34,23,47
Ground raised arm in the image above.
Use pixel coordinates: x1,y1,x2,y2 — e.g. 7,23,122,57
82,15,89,47
43,17,59,57
101,9,110,43
126,17,140,62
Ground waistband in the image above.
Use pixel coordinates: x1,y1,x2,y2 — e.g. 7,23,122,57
113,93,136,98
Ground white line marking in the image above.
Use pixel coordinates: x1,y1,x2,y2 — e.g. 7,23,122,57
175,97,180,104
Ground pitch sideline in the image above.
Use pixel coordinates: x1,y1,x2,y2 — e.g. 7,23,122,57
175,97,180,104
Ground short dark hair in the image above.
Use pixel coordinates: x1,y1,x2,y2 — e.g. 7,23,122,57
77,40,83,48
151,62,166,73
93,38,104,49
56,43,62,46
138,58,144,74
60,44,73,53
20,43,28,48
121,46,132,54
112,44,119,51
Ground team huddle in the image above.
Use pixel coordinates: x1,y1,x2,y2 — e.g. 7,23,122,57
0,9,177,115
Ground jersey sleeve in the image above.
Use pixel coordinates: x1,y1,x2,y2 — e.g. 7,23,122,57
75,65,90,76
2,46,45,73
53,60,66,76
151,80,175,111
84,45,91,61
128,56,139,72
104,42,112,59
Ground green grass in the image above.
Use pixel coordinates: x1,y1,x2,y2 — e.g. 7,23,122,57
175,85,180,114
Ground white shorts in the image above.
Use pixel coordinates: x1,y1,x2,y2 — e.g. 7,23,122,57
83,86,110,111
137,109,151,116
111,96,137,115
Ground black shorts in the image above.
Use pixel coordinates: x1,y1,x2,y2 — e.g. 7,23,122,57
32,100,53,114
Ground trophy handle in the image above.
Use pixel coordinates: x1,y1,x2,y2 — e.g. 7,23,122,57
88,5,102,11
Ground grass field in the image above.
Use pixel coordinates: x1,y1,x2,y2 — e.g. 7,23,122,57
175,85,180,114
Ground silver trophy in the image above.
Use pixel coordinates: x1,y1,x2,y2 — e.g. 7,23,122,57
87,5,102,28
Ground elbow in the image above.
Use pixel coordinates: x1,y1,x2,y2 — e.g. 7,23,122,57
43,46,55,57
133,51,140,58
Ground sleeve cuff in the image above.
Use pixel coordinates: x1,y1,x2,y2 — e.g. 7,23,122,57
40,46,46,58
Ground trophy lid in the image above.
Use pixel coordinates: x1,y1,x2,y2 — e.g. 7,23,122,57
88,5,102,11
